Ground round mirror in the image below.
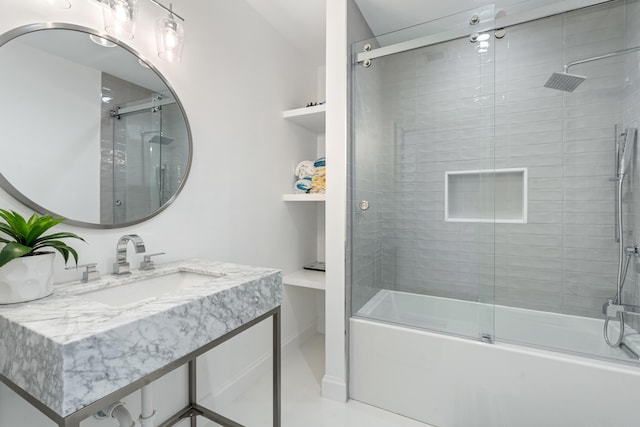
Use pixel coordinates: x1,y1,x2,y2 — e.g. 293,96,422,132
0,23,192,228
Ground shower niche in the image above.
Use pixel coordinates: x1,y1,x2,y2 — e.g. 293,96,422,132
444,168,528,223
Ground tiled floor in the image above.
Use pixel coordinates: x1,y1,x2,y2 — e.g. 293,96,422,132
207,334,431,427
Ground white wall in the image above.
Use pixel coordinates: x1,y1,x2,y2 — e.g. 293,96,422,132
0,40,101,222
324,0,349,402
323,0,377,403
0,0,322,425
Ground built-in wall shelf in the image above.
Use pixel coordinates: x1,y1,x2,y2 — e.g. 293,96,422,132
445,168,528,223
282,193,326,201
282,104,326,133
283,269,326,290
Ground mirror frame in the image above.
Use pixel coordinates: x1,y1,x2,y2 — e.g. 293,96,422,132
0,22,193,229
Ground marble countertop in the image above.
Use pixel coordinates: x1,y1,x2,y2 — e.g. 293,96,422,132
0,259,281,417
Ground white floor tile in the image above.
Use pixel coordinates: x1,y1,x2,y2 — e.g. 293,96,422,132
204,334,432,427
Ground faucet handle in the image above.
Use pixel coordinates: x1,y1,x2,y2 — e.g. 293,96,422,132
140,252,165,270
66,263,100,283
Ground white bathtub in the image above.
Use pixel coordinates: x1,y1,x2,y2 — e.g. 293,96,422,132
350,290,640,427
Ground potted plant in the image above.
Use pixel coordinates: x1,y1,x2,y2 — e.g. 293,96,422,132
0,209,84,304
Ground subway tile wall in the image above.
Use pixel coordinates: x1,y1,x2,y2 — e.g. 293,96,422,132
352,1,640,319
624,0,640,332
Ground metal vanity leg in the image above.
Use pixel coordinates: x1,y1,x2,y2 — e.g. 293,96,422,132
273,308,281,427
189,360,197,427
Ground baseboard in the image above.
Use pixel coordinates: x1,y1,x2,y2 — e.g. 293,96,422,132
322,374,347,402
199,319,319,410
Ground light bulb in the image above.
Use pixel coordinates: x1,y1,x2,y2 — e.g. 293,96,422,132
164,29,179,48
156,13,184,63
115,4,127,20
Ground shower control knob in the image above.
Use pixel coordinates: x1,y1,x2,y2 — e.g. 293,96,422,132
115,200,122,206
359,200,370,210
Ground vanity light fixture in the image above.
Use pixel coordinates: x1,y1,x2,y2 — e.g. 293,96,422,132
101,0,138,40
45,0,71,8
152,1,185,63
98,0,185,63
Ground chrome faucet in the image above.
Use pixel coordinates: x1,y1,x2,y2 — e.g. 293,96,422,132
113,234,146,275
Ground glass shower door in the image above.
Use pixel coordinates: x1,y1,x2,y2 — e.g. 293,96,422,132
110,95,188,224
350,6,497,342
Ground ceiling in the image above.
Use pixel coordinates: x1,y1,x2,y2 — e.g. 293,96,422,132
243,0,519,67
244,0,612,68
354,0,505,35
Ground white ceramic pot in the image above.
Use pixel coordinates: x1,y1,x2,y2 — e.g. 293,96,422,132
0,252,55,304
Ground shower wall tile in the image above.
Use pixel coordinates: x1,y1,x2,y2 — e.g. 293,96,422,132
624,0,640,332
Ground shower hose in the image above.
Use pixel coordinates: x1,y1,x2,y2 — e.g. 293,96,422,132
604,176,630,348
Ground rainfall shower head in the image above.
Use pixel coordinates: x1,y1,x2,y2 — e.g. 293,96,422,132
140,131,175,145
544,71,586,92
545,45,640,92
149,135,175,145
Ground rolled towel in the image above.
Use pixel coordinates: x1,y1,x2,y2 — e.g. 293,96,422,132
295,160,315,179
295,178,312,193
313,157,326,168
311,166,326,194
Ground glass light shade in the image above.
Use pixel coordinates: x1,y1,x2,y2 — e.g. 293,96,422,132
45,0,71,8
101,0,138,40
156,15,184,63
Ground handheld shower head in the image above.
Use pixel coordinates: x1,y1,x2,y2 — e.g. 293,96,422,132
619,128,636,177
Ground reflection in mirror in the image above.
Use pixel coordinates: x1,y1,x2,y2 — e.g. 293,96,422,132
0,24,191,228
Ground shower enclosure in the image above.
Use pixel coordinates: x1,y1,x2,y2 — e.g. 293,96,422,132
349,1,640,425
101,90,188,224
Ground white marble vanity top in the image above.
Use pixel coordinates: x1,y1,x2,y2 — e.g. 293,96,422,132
0,259,281,417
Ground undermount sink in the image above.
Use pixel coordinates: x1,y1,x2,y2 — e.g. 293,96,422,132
80,271,221,307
